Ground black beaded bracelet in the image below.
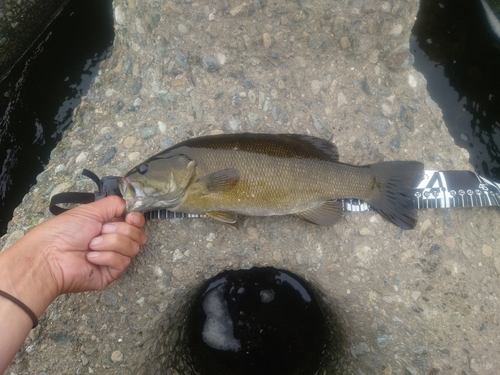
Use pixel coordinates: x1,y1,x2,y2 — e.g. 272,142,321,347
0,289,38,328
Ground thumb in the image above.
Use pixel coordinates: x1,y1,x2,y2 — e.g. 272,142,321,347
75,196,127,223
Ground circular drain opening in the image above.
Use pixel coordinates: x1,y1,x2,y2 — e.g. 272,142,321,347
186,267,342,375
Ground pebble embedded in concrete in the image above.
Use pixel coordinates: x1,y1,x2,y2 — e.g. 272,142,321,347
111,350,124,363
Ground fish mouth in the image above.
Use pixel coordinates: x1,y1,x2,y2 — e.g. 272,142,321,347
118,177,187,213
118,177,145,212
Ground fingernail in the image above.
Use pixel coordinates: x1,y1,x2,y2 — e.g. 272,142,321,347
101,223,116,234
87,252,100,259
129,214,141,225
89,236,103,247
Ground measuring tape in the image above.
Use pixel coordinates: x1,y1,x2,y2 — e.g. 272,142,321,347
49,169,500,218
143,170,500,220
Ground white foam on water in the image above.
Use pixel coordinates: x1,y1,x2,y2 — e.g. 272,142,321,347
202,286,241,352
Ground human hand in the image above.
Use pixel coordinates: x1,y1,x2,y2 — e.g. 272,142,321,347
0,196,147,371
0,196,147,316
37,195,147,294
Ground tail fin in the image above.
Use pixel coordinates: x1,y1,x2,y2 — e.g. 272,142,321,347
367,161,424,230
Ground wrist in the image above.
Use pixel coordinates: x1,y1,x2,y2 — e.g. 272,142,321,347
0,236,59,318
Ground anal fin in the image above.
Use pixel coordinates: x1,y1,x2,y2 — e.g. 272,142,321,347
294,200,343,226
207,211,238,224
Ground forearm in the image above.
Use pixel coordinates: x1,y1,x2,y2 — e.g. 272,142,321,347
0,296,34,371
0,236,58,372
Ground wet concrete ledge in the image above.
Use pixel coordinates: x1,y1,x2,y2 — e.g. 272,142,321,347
2,0,500,374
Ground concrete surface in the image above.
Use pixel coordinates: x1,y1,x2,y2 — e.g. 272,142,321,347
2,0,500,374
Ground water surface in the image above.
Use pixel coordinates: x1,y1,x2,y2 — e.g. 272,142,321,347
0,0,114,235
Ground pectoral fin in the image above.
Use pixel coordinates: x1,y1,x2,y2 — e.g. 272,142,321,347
196,168,240,194
294,200,343,226
207,211,238,224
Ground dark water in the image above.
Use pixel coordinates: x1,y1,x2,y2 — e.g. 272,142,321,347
411,0,500,180
186,267,335,375
0,0,113,235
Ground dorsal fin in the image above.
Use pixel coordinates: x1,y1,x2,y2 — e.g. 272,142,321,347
150,133,339,162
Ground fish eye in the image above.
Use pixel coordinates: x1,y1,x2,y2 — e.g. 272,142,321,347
138,164,149,175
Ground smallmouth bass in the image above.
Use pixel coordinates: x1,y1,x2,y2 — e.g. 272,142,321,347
119,133,424,229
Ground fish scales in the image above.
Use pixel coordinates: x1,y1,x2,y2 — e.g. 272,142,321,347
119,133,424,229
173,146,374,216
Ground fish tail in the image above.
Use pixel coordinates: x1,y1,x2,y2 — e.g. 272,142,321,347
367,161,424,230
